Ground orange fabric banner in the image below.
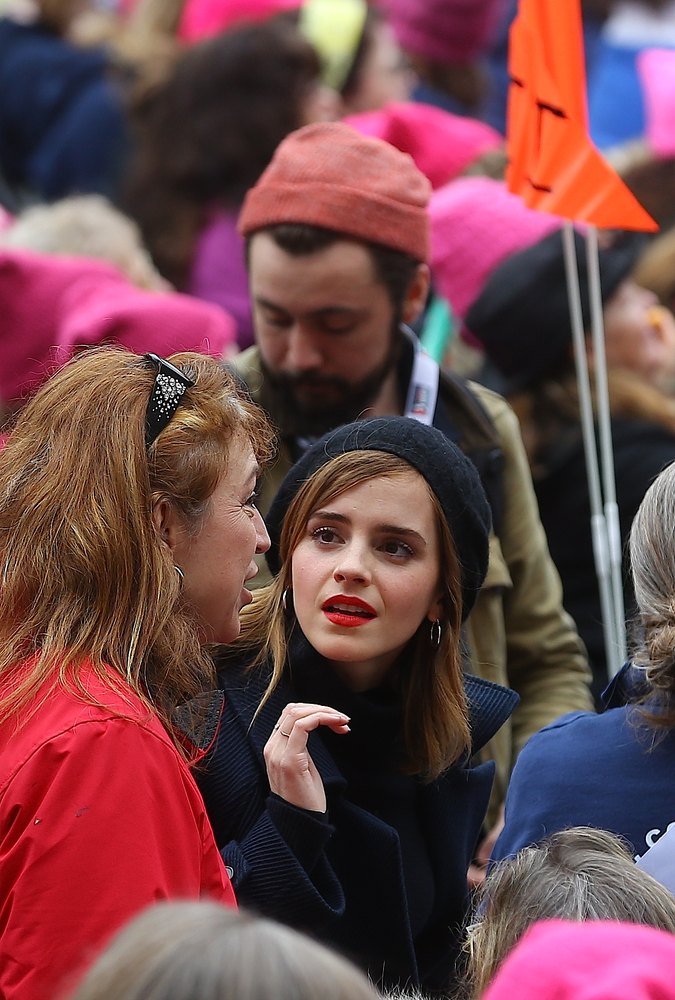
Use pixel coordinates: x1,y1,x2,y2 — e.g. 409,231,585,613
506,0,658,231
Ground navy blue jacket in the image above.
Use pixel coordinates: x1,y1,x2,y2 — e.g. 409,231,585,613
198,655,517,992
0,18,128,202
493,667,675,864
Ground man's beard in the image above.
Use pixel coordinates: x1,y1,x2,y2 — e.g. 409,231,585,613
259,329,404,440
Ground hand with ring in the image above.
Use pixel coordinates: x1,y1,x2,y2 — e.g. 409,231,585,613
264,702,350,813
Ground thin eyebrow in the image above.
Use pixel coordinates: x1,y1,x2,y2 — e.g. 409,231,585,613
310,510,350,524
377,524,427,546
309,511,427,545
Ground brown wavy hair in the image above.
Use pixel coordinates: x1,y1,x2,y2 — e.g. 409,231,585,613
125,18,321,288
237,450,468,780
0,348,274,747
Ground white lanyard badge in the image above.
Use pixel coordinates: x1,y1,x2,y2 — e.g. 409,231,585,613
404,335,440,426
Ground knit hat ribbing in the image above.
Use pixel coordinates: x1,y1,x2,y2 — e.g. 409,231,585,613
265,416,492,620
238,122,432,262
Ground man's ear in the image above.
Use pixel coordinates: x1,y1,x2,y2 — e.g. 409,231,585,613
401,264,431,327
151,497,184,554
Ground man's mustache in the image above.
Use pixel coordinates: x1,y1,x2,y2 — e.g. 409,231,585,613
268,371,352,393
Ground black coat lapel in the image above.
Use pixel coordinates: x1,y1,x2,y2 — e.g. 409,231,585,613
218,660,347,794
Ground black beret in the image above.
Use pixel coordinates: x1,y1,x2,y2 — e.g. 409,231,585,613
265,416,492,620
465,229,645,393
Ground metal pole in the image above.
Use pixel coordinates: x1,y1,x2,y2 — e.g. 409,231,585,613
586,225,627,671
562,222,621,677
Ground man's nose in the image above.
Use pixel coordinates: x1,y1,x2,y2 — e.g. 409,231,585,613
284,327,323,372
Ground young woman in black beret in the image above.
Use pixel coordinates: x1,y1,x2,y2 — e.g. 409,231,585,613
197,416,517,994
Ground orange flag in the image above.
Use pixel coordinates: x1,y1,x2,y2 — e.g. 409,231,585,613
507,0,658,231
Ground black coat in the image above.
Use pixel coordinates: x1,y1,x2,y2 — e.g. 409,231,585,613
197,649,517,992
534,416,675,698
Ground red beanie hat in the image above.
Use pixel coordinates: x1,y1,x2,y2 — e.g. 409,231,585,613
238,122,432,262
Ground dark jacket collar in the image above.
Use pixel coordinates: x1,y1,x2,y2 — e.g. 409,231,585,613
217,653,348,794
216,646,518,778
466,672,519,755
601,661,651,709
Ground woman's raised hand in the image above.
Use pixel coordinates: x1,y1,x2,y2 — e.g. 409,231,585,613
263,703,350,813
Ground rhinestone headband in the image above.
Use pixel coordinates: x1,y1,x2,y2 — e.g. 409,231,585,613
144,353,196,448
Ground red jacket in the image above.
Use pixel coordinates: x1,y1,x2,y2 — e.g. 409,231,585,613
0,664,235,1000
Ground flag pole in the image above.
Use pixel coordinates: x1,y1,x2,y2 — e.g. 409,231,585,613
585,225,627,673
562,222,621,678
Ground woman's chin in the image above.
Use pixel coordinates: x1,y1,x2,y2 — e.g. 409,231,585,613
302,628,372,665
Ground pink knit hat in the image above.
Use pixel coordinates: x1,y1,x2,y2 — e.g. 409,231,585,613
483,921,675,1000
0,250,236,407
380,0,506,65
178,0,302,43
429,176,562,321
638,48,675,159
344,101,502,190
239,122,432,261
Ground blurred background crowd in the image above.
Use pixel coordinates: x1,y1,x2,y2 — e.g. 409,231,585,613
6,1,675,998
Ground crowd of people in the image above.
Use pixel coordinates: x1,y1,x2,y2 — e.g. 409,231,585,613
3,0,675,998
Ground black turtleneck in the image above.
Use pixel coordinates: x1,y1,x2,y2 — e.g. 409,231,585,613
289,633,436,939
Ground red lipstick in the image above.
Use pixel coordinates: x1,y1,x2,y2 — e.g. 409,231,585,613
321,595,377,628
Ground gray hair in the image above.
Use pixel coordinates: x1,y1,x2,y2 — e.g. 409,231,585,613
465,827,675,999
630,460,675,724
70,903,382,1000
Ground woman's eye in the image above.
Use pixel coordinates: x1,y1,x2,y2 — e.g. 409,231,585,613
311,527,341,544
243,492,259,510
381,539,414,559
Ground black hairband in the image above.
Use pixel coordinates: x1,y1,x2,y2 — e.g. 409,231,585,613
144,353,196,448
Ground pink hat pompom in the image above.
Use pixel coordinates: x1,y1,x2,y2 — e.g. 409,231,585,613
344,101,502,190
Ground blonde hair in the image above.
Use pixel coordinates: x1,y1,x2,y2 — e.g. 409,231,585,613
0,348,274,747
629,459,675,729
238,450,468,780
465,827,675,999
70,902,382,1000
